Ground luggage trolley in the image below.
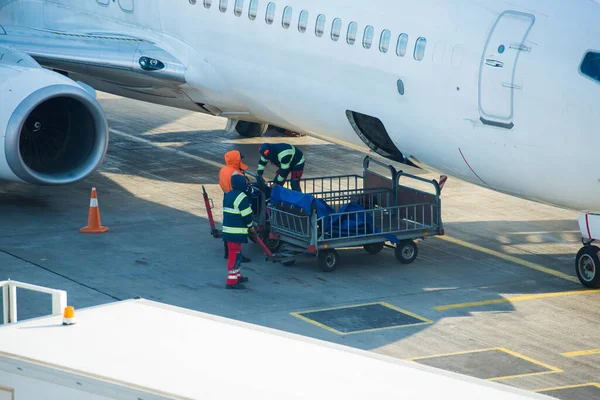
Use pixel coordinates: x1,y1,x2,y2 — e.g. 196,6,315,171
266,156,445,272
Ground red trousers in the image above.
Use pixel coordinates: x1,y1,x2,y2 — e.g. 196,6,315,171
226,242,244,285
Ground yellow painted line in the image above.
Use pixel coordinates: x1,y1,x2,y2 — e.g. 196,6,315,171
434,289,600,311
438,235,579,283
290,302,433,335
489,347,563,381
405,347,562,381
534,382,600,392
561,348,600,357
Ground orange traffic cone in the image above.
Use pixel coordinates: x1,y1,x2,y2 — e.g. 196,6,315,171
80,187,109,234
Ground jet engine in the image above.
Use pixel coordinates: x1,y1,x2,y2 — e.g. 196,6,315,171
0,62,108,185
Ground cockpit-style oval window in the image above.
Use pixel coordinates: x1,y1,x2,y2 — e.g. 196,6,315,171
265,2,276,24
298,10,309,33
580,52,600,83
315,14,326,37
282,6,292,29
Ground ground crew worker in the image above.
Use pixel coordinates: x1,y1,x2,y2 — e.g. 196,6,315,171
219,150,249,193
219,150,252,262
257,143,305,192
222,174,254,289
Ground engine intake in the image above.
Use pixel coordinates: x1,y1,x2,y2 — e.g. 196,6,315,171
4,82,108,185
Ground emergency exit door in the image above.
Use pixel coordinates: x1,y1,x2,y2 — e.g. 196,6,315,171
478,11,535,129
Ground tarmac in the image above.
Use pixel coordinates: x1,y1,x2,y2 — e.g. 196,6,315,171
1,92,599,400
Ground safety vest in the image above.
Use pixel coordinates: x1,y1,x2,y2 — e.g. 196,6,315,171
222,189,254,243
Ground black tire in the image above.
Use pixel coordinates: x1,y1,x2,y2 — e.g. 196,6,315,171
575,245,600,288
317,249,339,272
266,237,281,253
235,121,268,138
260,231,282,253
364,242,385,255
395,240,418,264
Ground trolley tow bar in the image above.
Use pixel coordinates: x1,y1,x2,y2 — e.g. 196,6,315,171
202,185,221,238
249,231,273,259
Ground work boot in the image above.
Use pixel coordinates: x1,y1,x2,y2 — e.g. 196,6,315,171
238,276,249,283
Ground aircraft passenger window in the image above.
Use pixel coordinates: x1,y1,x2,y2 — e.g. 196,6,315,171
363,25,374,49
379,29,391,53
580,52,600,83
248,0,258,20
331,18,342,41
315,14,326,37
347,22,358,45
265,2,275,24
298,10,309,33
414,37,427,61
234,0,243,16
396,33,408,57
397,79,405,95
282,6,292,29
204,0,211,8
219,0,227,12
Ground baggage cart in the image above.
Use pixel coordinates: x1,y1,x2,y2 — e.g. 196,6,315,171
266,156,445,272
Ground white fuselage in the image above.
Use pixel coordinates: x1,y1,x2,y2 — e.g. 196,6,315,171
2,0,599,211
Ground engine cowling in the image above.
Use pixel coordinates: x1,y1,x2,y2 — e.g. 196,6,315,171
0,62,108,185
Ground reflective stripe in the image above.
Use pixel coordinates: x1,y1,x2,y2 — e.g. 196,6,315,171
240,207,253,217
247,222,253,227
278,148,295,169
223,207,240,214
90,198,98,207
298,154,305,165
257,164,265,171
276,175,285,182
233,193,246,209
222,226,248,234
260,155,268,163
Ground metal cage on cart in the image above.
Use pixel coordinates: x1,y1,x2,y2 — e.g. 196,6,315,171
265,156,445,272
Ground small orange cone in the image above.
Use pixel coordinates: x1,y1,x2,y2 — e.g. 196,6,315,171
80,187,109,234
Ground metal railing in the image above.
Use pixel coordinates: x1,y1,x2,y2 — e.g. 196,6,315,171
319,203,441,241
1,280,67,324
285,175,363,194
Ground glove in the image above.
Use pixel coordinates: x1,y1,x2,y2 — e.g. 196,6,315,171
248,226,255,234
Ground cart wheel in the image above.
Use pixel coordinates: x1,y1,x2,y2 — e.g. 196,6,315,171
317,249,339,272
576,245,600,288
395,240,418,264
261,232,282,253
282,260,296,267
364,242,385,255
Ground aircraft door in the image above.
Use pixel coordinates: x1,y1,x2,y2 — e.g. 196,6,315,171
478,11,535,129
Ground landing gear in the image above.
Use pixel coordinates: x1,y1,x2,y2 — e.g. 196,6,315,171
575,241,600,288
576,213,600,288
235,121,268,138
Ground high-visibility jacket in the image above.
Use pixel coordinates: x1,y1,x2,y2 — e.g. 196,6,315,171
219,150,249,193
257,143,305,184
222,175,254,243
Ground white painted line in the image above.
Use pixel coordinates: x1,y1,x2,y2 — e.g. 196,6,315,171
109,128,224,169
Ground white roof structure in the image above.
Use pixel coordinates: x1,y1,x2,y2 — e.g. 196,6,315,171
0,299,550,399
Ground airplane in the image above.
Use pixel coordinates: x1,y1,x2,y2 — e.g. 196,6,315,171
0,0,599,288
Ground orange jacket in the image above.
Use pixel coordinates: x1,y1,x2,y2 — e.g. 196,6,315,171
219,150,249,193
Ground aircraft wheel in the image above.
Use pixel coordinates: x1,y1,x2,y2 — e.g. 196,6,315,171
576,245,600,288
235,121,268,138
